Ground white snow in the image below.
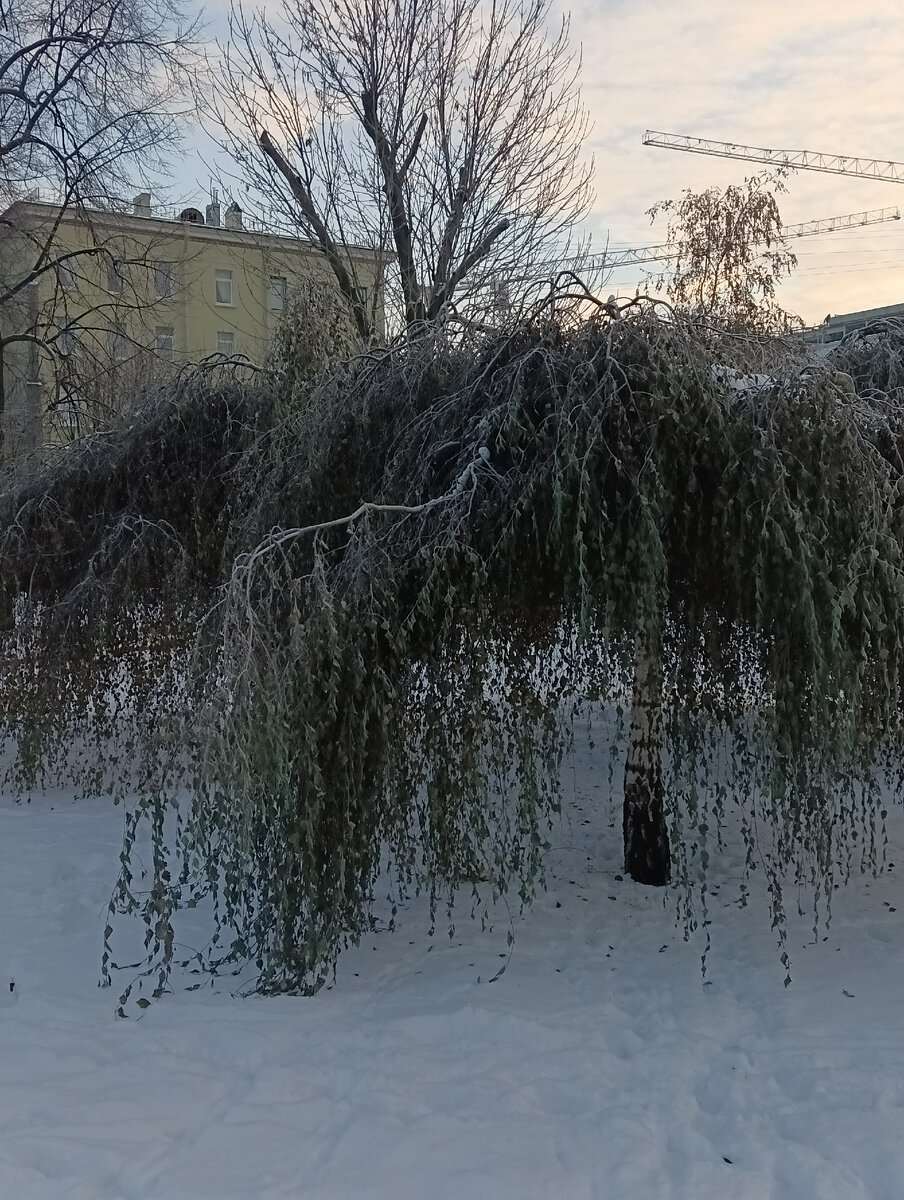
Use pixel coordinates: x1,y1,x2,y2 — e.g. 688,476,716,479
711,364,776,394
2,729,904,1199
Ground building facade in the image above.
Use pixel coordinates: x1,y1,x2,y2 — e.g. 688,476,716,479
0,194,382,456
801,301,904,350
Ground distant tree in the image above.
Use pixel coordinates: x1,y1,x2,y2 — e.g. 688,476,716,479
0,0,197,456
212,0,592,342
268,278,363,408
648,170,802,334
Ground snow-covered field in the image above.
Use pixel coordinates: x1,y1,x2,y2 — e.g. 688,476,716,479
2,731,903,1200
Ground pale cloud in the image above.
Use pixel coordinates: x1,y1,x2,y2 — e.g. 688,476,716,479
569,0,904,321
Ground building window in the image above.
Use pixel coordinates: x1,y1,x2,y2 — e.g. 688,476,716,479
51,390,81,433
154,262,175,299
57,397,80,430
216,330,235,357
268,275,286,312
155,325,174,361
215,269,233,306
107,259,128,294
57,326,79,357
108,323,128,359
57,261,77,292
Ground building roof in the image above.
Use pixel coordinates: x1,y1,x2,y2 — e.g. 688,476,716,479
801,301,904,346
4,197,383,263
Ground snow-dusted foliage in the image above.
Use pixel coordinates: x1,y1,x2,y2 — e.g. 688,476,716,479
1,294,903,997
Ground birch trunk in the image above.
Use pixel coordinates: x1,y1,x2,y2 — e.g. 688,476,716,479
623,635,671,885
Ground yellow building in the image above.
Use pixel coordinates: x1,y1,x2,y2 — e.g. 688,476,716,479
0,193,382,456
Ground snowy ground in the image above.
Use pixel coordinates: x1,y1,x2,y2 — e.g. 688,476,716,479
2,730,904,1199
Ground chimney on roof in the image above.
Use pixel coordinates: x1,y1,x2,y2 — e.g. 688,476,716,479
133,192,152,217
206,188,221,228
224,202,243,231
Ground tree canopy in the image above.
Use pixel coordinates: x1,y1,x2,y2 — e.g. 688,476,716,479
1,296,903,999
210,0,592,340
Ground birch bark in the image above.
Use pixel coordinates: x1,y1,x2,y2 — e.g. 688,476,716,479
623,635,671,885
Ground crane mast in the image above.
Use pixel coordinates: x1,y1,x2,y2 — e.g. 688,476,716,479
642,131,904,184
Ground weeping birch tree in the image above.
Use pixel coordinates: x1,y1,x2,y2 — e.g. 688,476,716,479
647,170,802,335
2,294,904,1002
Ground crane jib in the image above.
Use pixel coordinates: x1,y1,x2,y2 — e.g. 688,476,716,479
642,131,904,185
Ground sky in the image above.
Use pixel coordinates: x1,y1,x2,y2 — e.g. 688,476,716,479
181,0,904,327
568,0,904,324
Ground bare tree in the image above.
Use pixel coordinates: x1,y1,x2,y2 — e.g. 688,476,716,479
211,0,593,342
0,0,197,457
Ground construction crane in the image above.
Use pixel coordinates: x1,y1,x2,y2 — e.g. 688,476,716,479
780,207,901,237
642,131,904,185
539,207,901,277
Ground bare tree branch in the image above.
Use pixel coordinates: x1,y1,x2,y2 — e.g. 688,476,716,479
207,0,592,336
258,128,372,343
